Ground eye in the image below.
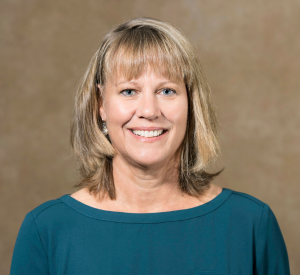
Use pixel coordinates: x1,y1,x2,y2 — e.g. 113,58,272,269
121,89,136,97
160,88,176,96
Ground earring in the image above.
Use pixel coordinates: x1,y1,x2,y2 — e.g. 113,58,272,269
102,121,108,135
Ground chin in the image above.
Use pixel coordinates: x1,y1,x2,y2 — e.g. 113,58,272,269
131,156,167,169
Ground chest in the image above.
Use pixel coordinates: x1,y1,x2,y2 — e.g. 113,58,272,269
45,218,256,275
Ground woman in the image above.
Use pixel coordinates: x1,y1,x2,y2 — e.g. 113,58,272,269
11,17,289,275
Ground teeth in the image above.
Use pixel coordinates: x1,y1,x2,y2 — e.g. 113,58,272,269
132,130,164,137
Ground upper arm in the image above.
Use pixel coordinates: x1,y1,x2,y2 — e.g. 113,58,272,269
255,204,290,275
10,212,49,275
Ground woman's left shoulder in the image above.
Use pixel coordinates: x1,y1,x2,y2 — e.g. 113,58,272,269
228,188,266,207
224,188,274,221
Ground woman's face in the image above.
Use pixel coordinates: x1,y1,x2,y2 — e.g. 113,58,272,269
99,68,188,169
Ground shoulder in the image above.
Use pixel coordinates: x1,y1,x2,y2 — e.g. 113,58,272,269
223,188,271,226
26,195,76,229
16,196,72,244
226,188,266,210
30,197,64,219
223,189,290,272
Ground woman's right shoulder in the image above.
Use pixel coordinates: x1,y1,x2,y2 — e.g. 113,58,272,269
23,194,73,227
30,196,65,218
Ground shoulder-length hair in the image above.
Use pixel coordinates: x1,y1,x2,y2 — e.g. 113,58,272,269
71,17,222,200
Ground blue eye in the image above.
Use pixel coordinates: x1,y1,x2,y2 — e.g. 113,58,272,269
121,89,136,97
160,88,176,96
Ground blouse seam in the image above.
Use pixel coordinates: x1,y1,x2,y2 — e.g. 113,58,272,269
60,191,233,224
231,191,264,207
33,201,63,219
255,203,266,241
30,211,49,263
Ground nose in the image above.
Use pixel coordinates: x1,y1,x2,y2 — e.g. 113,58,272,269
136,92,161,120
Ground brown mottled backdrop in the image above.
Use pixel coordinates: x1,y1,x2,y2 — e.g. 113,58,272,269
1,0,299,274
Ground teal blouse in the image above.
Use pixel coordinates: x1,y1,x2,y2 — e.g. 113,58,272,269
11,188,290,275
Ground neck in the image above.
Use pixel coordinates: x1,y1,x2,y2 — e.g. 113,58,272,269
72,153,221,213
109,154,186,213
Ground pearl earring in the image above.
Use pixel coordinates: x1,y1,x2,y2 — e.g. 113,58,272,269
102,121,108,135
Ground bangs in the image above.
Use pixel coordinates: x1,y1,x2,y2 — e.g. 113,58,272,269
103,27,192,85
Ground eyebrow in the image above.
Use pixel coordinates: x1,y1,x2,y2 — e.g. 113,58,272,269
115,80,179,86
115,80,136,86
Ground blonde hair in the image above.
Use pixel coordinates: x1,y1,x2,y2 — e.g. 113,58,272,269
71,17,221,200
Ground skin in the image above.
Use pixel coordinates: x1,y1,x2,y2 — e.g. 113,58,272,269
72,67,222,213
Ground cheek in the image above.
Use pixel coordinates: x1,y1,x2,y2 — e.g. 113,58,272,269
106,99,135,126
163,99,188,127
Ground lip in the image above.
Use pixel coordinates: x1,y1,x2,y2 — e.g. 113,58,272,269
128,129,168,142
128,127,168,131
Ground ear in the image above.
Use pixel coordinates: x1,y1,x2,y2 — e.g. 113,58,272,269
98,84,107,121
99,102,107,121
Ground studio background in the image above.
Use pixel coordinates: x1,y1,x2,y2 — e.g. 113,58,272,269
1,0,299,274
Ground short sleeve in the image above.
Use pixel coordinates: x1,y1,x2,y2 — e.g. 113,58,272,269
255,204,290,275
10,212,49,275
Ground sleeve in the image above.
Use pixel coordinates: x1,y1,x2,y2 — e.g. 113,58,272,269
10,212,49,275
255,204,290,275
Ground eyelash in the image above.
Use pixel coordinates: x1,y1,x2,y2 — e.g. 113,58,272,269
160,88,177,96
121,89,137,97
120,88,177,97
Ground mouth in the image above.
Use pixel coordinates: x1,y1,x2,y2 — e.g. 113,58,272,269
131,129,167,138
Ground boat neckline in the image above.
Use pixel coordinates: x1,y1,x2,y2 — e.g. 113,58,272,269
58,188,233,224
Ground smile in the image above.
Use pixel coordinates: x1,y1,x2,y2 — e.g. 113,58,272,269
132,130,164,137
